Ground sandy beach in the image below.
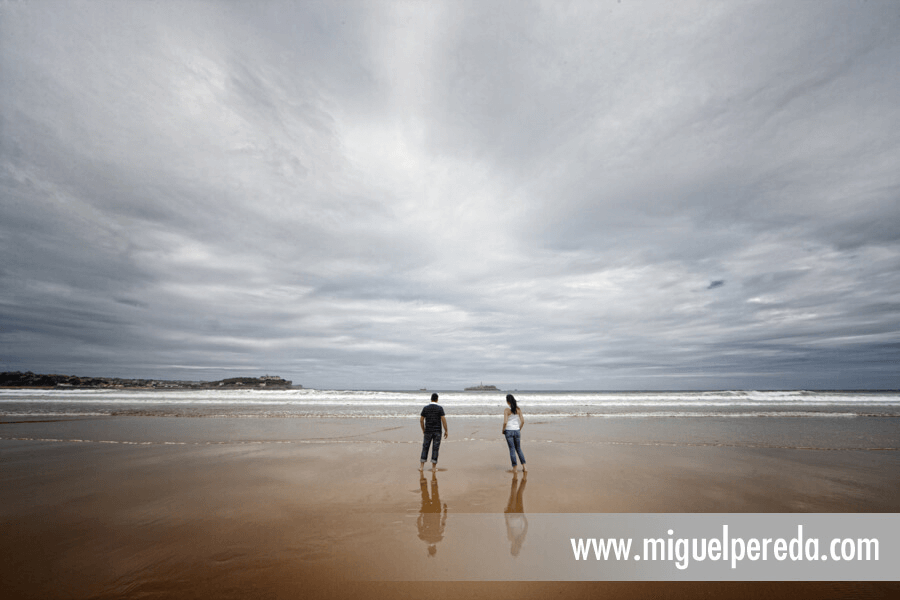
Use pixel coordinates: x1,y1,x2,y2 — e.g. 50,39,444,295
2,414,898,599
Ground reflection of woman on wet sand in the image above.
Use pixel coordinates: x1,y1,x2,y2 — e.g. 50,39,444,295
417,471,448,557
504,471,528,557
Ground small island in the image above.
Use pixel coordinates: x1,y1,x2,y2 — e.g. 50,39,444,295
464,383,500,391
0,371,296,389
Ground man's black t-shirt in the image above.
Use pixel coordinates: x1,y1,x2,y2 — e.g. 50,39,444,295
421,403,445,433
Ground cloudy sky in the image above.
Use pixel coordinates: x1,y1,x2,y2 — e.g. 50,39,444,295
1,1,899,390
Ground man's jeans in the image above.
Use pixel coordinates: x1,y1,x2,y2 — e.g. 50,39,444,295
504,430,526,466
421,430,442,463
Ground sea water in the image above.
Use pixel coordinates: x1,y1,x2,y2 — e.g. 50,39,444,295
2,388,898,419
2,388,898,451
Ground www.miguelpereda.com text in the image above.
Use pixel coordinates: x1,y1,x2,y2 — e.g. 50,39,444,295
571,525,880,570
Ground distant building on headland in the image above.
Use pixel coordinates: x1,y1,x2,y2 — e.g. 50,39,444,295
464,383,500,391
217,375,294,388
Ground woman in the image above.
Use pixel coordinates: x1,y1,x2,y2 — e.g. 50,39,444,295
502,394,527,472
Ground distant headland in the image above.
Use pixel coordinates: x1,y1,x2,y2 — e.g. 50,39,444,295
0,371,296,389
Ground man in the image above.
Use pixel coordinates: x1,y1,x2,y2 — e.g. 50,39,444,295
420,392,448,471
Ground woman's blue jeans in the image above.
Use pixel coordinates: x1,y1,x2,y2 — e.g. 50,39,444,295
504,430,525,466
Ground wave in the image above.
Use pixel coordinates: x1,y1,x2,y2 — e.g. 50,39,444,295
2,388,898,419
3,410,894,419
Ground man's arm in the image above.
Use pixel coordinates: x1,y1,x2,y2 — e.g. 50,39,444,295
420,415,425,433
441,415,448,439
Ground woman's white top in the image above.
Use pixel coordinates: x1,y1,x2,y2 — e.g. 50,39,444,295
506,411,521,431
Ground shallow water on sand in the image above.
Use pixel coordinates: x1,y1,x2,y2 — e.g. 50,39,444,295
2,412,898,452
2,412,899,599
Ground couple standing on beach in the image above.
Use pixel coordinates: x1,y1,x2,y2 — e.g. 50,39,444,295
419,392,527,472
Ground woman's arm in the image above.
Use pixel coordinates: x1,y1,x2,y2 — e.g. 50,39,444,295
518,409,524,430
502,407,509,433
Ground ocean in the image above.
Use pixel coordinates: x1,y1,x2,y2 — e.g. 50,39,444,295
2,388,899,420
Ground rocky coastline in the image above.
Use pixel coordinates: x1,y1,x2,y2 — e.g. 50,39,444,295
0,371,295,389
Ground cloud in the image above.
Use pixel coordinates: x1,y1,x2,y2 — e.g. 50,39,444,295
1,0,899,389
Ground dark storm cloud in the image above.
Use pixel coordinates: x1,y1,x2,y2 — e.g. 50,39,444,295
1,0,899,389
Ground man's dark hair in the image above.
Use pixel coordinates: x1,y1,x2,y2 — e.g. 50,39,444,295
431,393,439,402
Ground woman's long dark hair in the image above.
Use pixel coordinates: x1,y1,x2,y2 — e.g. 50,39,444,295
506,394,520,415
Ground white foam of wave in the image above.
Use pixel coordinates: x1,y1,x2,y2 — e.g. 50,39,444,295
3,388,899,406
2,389,898,420
0,411,876,419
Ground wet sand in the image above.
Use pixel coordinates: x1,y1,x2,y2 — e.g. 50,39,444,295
2,415,899,598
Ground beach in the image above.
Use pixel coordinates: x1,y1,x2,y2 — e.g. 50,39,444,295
2,406,899,599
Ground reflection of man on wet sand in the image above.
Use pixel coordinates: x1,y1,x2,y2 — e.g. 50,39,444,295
417,471,448,557
504,472,528,557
